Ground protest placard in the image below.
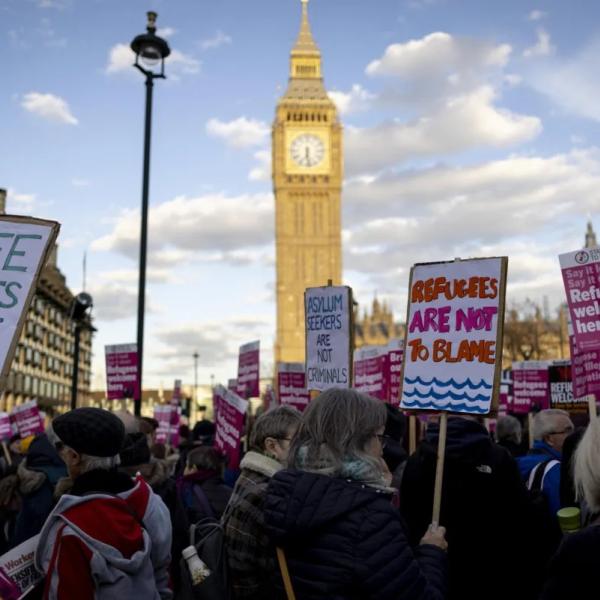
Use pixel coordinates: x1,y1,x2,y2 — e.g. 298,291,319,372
354,345,388,401
0,534,42,598
548,360,586,412
568,316,600,407
171,379,182,407
386,339,404,406
237,341,260,398
305,285,353,392
227,378,238,392
105,344,138,401
512,361,550,412
153,405,180,446
400,257,507,415
214,384,248,470
498,370,513,415
11,400,43,438
277,362,310,412
0,412,12,441
0,216,60,389
560,247,600,352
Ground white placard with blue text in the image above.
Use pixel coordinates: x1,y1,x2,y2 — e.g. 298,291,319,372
400,257,507,415
305,285,352,392
0,216,60,382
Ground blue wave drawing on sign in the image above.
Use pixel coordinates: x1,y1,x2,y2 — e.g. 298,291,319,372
403,388,490,403
402,399,489,414
405,376,492,390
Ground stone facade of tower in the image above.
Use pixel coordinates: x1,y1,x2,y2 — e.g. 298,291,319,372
272,1,343,364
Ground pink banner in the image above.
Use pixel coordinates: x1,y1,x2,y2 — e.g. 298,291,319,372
387,339,404,407
214,385,248,470
0,413,11,441
547,360,586,412
154,405,180,446
105,344,139,401
512,361,550,413
11,400,44,438
278,363,310,412
569,327,600,405
354,346,388,401
237,341,260,398
560,248,600,352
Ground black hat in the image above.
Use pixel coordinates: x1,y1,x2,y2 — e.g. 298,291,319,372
384,403,407,441
120,432,151,467
53,408,125,457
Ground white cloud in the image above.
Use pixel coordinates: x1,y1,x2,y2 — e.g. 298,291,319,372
105,43,200,78
523,28,555,58
328,84,375,115
91,193,274,263
528,10,547,21
98,268,174,284
206,117,270,148
5,188,37,214
366,32,510,80
71,178,90,187
200,30,232,50
157,27,176,38
248,150,271,181
345,86,541,174
21,92,78,125
86,282,145,321
526,37,600,122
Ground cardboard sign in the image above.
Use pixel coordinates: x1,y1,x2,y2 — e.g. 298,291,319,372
0,412,12,441
0,534,42,598
105,344,138,400
400,257,507,415
11,400,43,439
568,316,600,404
214,384,248,470
277,362,310,412
547,360,586,412
0,216,60,388
560,247,600,352
237,341,260,399
498,370,513,415
305,285,353,392
227,378,238,392
512,361,550,413
387,339,404,407
354,345,388,401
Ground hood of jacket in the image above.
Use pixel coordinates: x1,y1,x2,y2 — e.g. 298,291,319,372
35,473,158,582
240,450,283,478
265,469,393,546
424,417,491,459
19,434,67,494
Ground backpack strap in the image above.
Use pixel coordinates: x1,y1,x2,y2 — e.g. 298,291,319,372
527,459,560,491
276,547,296,600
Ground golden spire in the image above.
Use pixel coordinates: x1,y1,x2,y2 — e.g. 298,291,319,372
292,0,320,56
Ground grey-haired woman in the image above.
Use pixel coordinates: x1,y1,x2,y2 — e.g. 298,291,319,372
264,388,447,600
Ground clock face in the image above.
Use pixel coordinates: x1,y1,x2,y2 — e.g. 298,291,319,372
290,134,325,168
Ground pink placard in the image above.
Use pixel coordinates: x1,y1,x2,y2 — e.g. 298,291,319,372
560,248,600,352
11,400,44,438
154,405,180,446
214,385,248,470
354,346,388,401
278,363,310,412
237,341,260,399
569,326,600,404
512,361,550,413
105,344,139,401
387,340,404,407
498,370,512,415
0,412,11,441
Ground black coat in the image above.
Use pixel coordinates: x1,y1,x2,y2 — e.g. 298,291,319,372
265,469,446,600
540,523,600,599
401,418,541,600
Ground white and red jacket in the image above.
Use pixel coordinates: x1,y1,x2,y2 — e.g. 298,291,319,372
35,475,172,600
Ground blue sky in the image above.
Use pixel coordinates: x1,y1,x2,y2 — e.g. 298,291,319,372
2,0,600,391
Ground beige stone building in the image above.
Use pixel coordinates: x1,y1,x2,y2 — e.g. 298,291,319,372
0,189,93,416
273,0,343,364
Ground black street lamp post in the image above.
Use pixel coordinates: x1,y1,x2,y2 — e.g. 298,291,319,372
70,292,94,410
130,12,170,417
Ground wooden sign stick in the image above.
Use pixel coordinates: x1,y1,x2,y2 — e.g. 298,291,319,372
409,414,417,454
1,441,11,466
528,412,535,448
432,411,448,527
588,394,597,420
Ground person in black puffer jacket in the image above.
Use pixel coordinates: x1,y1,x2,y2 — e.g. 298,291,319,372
265,388,447,600
401,416,542,600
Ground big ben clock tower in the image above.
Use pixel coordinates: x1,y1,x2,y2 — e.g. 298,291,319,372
273,0,343,364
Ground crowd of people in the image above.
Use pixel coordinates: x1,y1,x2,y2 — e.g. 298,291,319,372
0,391,597,599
